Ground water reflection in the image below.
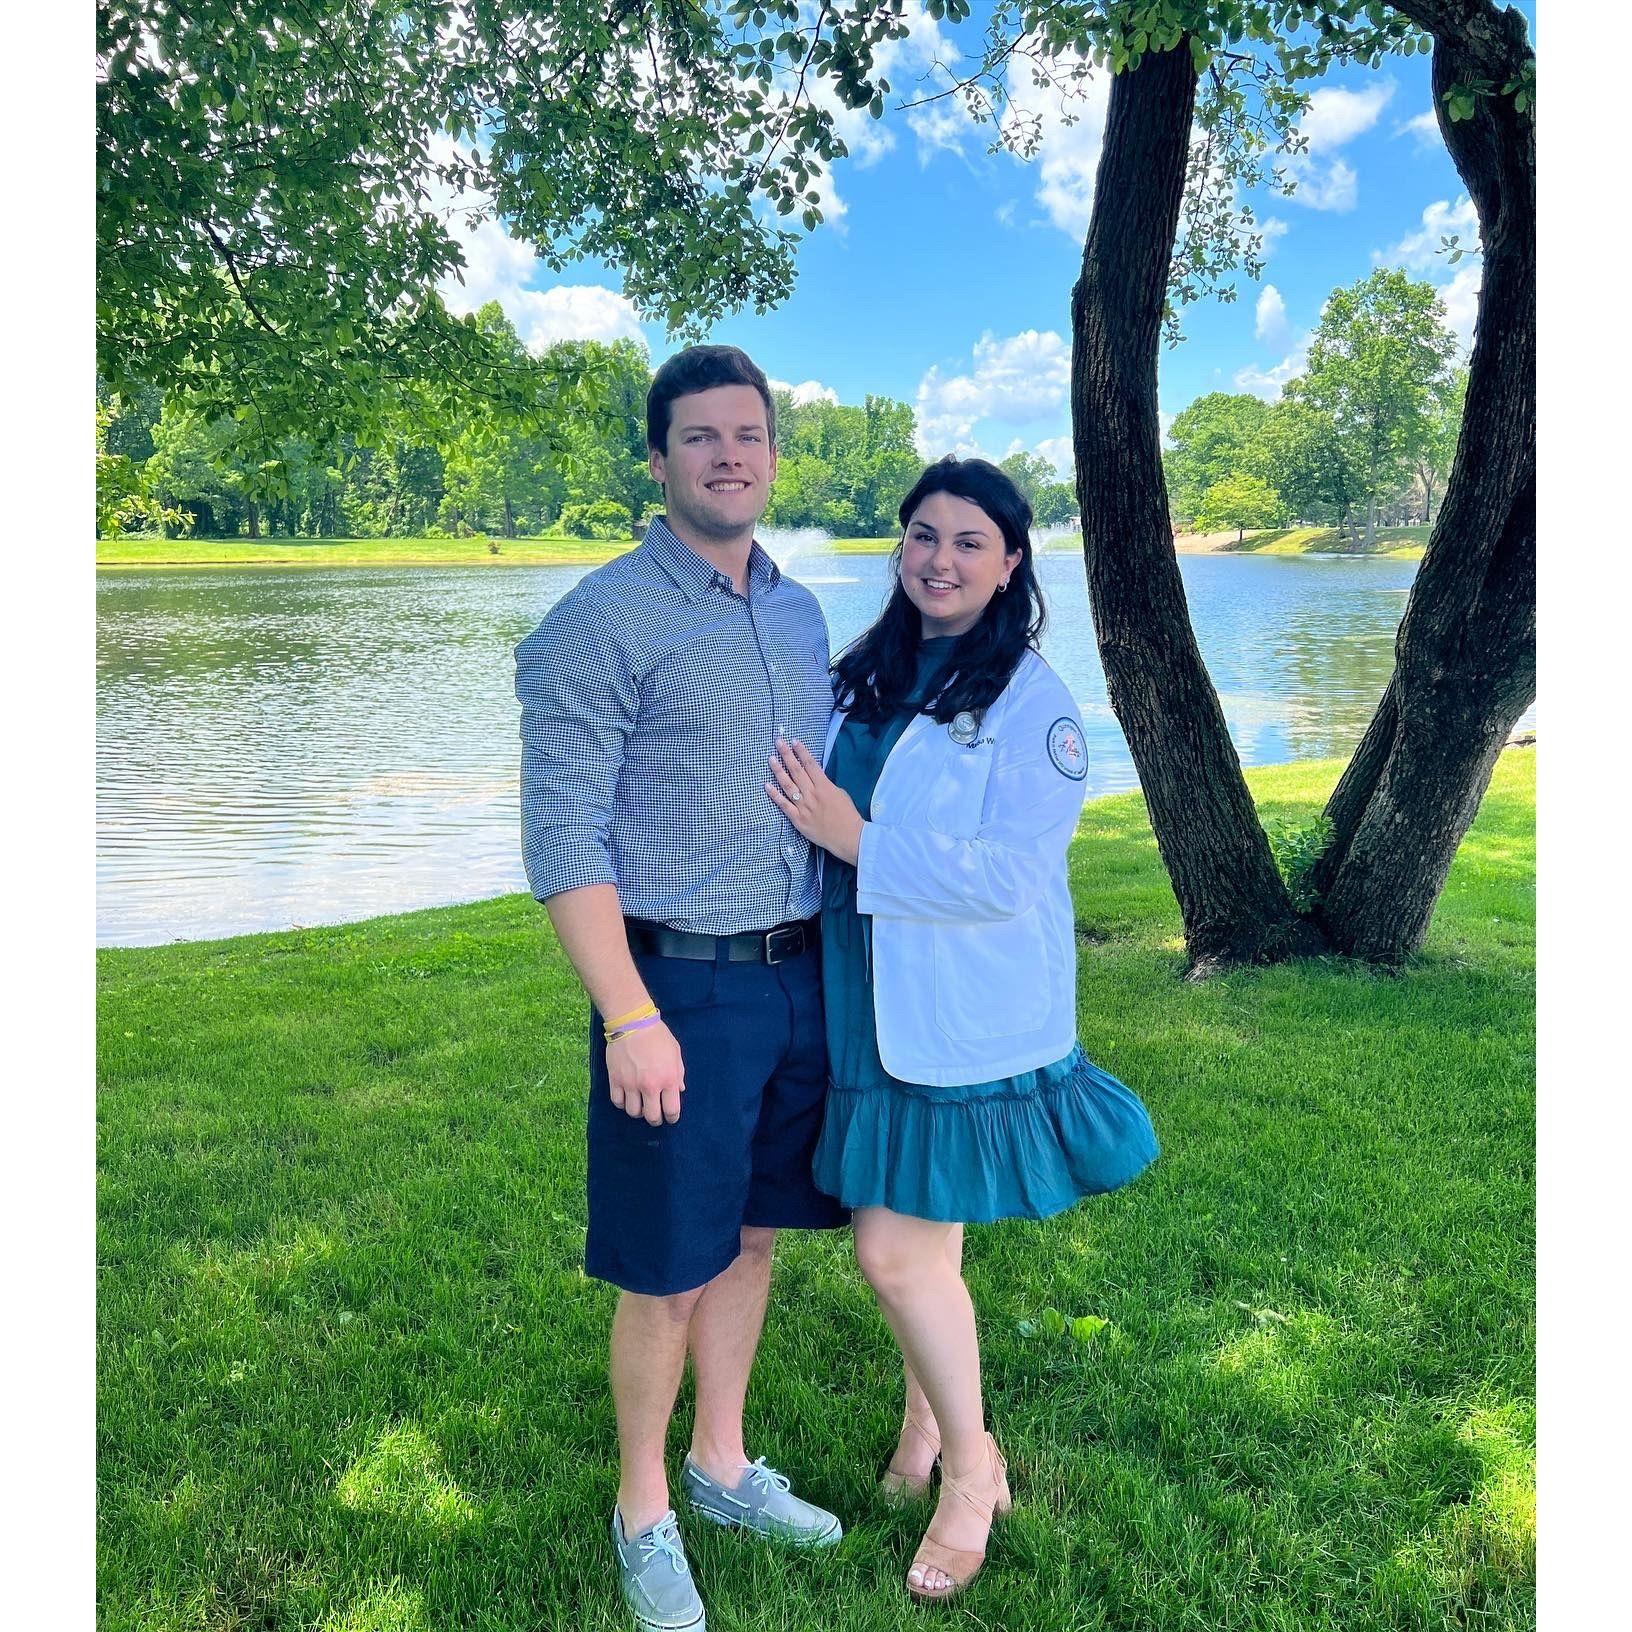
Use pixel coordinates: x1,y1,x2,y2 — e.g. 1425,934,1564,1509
96,553,1528,946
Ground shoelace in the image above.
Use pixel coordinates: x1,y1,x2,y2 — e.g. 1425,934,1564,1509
744,1457,792,1497
638,1515,690,1576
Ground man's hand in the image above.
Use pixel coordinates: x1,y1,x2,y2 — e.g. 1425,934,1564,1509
766,737,864,864
607,1019,686,1125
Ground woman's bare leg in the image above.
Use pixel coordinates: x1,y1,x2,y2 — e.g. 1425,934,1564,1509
891,1225,963,1481
854,1211,1001,1591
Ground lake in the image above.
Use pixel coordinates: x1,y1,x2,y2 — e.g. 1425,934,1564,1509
95,547,1528,947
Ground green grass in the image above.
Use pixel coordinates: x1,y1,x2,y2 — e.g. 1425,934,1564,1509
95,534,638,568
1217,526,1430,560
97,752,1534,1631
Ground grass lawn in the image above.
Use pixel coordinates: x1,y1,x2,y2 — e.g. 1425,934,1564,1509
1215,526,1430,560
97,752,1534,1632
95,534,638,569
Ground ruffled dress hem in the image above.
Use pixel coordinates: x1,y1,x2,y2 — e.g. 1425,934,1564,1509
812,1044,1158,1225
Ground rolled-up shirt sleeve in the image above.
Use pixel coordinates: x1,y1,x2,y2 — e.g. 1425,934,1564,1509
514,586,641,904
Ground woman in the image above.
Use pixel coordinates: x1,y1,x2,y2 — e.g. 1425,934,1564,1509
765,456,1158,1602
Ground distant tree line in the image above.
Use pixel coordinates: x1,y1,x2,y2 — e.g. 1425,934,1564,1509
1164,270,1467,547
98,304,1082,544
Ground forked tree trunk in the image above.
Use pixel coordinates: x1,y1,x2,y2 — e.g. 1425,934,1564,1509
1071,40,1323,973
1068,6,1533,972
1310,2,1535,959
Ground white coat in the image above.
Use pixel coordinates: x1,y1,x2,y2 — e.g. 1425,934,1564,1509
821,648,1090,1087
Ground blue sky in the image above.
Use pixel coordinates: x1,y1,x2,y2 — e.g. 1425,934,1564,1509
437,5,1534,477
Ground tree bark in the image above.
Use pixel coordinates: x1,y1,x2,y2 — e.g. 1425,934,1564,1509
1071,40,1323,973
246,499,260,539
1310,1,1535,959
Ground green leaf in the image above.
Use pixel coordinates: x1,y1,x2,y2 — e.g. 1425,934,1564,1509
1071,1315,1110,1344
1040,1306,1067,1338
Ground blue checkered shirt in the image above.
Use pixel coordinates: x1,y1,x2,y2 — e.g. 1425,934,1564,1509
515,517,834,934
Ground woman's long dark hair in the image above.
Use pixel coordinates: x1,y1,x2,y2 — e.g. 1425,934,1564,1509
832,456,1047,725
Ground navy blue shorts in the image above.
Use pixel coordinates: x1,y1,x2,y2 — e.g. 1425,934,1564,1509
586,938,850,1296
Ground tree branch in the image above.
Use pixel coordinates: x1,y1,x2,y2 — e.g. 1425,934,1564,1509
201,220,281,335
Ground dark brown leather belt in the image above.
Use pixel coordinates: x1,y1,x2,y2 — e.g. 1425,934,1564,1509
624,916,819,966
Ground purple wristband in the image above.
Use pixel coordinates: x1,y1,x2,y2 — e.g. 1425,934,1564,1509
607,1013,662,1043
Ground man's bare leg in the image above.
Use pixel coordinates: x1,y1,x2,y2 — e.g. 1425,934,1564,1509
612,1284,707,1534
686,1226,777,1484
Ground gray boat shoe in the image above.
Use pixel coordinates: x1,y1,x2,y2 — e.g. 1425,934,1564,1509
610,1507,706,1632
681,1455,843,1548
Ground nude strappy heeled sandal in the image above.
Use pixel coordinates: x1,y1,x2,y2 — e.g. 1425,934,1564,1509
905,1431,1011,1603
879,1410,941,1504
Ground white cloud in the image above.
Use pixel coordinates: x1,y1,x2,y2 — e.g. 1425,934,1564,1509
915,329,1071,455
438,215,539,315
810,0,967,206
1370,196,1483,356
1292,156,1359,212
907,101,972,165
510,286,645,351
1396,108,1442,149
1001,53,1112,238
1259,218,1290,259
1438,261,1483,354
1378,196,1481,272
770,378,840,407
1036,435,1074,479
1234,332,1313,400
1255,284,1289,346
426,135,646,352
1299,83,1396,148
1284,82,1395,213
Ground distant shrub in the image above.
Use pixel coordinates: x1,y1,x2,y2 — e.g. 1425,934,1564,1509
560,500,633,539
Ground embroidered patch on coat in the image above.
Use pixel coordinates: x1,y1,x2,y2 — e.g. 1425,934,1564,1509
1047,717,1087,780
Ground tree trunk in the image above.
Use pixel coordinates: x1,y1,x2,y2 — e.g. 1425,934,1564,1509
1071,40,1322,974
1310,3,1535,961
246,499,260,539
503,496,516,539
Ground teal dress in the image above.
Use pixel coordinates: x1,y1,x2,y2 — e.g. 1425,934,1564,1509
811,639,1158,1223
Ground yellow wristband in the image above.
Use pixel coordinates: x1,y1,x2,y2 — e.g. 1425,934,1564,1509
603,1001,658,1034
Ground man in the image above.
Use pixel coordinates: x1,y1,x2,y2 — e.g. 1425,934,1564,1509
515,345,848,1632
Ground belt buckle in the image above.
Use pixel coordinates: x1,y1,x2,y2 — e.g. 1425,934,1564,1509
763,924,802,965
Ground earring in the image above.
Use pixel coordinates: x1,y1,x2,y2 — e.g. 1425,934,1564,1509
998,579,1010,593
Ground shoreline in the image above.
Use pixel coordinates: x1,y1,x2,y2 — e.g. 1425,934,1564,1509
95,526,1428,570
98,743,1532,954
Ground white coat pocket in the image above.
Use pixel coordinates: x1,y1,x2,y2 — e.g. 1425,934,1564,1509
932,910,1049,1040
923,746,993,838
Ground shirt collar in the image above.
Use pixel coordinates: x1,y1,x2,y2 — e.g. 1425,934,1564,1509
643,514,781,601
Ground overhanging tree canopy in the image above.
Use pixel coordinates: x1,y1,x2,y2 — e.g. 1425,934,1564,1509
95,0,910,464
